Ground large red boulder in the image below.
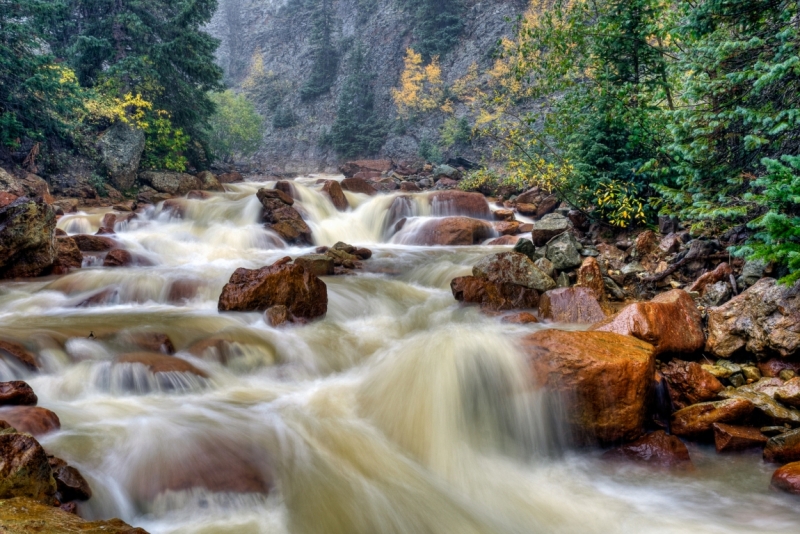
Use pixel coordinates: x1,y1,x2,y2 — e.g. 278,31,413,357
341,177,378,196
404,217,494,246
0,406,61,437
772,462,800,495
522,330,656,444
218,257,328,321
451,276,539,311
538,287,607,324
0,197,56,279
430,191,491,219
322,180,349,211
591,289,705,356
0,382,37,407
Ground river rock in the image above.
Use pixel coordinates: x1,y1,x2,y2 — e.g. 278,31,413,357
341,177,378,196
257,188,313,245
97,121,145,190
322,180,349,211
690,262,732,293
671,398,755,438
501,312,539,324
407,217,494,246
545,231,582,270
719,382,800,425
48,457,92,502
195,171,223,192
451,276,540,311
0,197,56,279
512,238,539,262
72,234,115,252
706,278,800,358
740,259,767,288
0,497,148,533
534,257,555,279
658,233,682,255
493,209,515,221
0,407,60,437
702,281,732,307
122,332,175,355
493,220,520,235
772,462,800,495
530,214,569,246
115,353,209,378
712,423,768,452
0,382,37,407
764,428,800,463
0,340,38,370
775,378,800,408
275,180,298,200
538,287,606,323
522,330,656,444
429,190,492,219
591,289,705,356
660,360,723,410
340,159,393,177
218,258,328,320
576,257,605,300
472,252,556,292
0,434,56,503
139,171,201,195
602,430,692,468
103,249,133,267
51,236,83,275
294,254,335,276
759,359,800,379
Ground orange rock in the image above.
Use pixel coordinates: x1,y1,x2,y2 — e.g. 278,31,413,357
103,249,133,267
493,220,520,235
635,230,658,255
501,312,539,324
522,330,656,444
602,430,692,468
660,359,724,410
341,177,378,196
671,398,754,438
72,234,115,252
689,262,732,293
322,180,349,211
487,235,521,246
764,428,800,463
451,276,540,311
591,289,705,356
576,257,605,300
52,236,82,274
430,191,492,219
406,217,494,246
0,340,39,370
712,423,768,452
115,353,208,378
538,287,607,324
772,462,800,495
0,406,61,437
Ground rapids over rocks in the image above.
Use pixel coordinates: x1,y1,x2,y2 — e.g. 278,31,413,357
1,176,799,533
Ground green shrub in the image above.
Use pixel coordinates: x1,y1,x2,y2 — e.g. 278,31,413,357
207,90,263,162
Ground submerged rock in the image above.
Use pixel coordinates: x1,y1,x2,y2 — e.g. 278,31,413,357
602,430,692,468
0,197,56,279
218,258,328,320
592,289,705,356
0,340,39,370
522,329,656,444
538,287,606,324
115,353,208,378
706,278,800,358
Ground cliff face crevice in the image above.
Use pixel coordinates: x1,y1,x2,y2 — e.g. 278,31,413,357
207,0,527,172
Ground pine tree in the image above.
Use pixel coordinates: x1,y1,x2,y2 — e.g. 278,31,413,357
299,0,339,101
401,0,464,61
327,45,387,158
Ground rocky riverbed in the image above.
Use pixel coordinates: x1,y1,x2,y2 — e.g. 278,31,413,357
1,161,800,532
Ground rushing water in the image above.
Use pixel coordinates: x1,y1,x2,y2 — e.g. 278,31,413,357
0,176,798,533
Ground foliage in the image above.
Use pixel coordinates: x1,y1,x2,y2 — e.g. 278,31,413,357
399,0,464,61
207,90,263,161
300,0,339,101
326,45,387,158
273,105,298,129
243,51,292,112
418,136,442,163
141,112,190,172
392,49,446,118
440,116,471,149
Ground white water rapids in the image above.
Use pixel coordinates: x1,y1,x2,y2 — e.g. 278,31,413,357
0,176,798,533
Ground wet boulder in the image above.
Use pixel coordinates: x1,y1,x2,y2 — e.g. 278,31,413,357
0,197,56,279
530,213,569,247
670,398,755,439
322,180,349,211
51,236,83,275
451,276,540,311
0,433,56,503
512,238,539,262
0,382,37,407
472,252,556,292
0,407,60,437
0,497,148,533
764,428,800,463
195,170,223,192
97,121,145,190
501,311,539,324
340,159,393,177
218,171,243,184
103,249,134,267
341,177,378,196
689,262,732,293
576,257,605,300
522,330,656,444
706,278,800,358
429,191,492,219
218,257,328,321
0,340,39,370
257,188,313,245
115,353,208,378
712,423,768,452
72,234,115,252
719,381,800,426
602,430,692,469
294,254,335,277
660,360,723,410
493,220,520,236
775,378,800,408
772,462,800,495
545,231,583,271
538,287,606,324
138,171,201,195
406,217,494,246
48,457,92,502
591,290,705,357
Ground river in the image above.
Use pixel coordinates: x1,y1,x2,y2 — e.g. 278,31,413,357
0,176,798,533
